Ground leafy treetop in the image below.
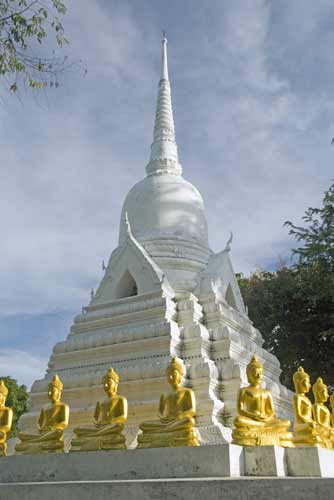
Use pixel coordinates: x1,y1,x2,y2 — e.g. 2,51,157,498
0,0,70,92
285,182,334,268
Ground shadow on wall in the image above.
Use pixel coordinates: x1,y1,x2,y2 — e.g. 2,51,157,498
114,270,138,299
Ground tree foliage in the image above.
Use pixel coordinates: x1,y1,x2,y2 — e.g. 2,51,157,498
0,376,28,436
239,265,334,389
285,182,334,268
0,0,70,92
238,182,334,389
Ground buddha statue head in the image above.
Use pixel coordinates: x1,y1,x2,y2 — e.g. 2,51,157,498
102,368,119,397
47,375,63,403
246,356,264,387
0,380,8,407
167,357,184,389
312,377,329,404
293,366,311,394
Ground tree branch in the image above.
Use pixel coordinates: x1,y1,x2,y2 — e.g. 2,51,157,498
0,1,39,23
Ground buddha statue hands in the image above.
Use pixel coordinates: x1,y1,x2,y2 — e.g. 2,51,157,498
312,377,334,449
0,380,13,456
15,375,69,454
232,356,292,447
71,368,127,451
137,357,199,448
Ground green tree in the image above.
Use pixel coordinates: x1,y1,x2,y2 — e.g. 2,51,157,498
285,182,334,268
239,182,334,389
0,0,69,92
0,376,28,436
239,265,334,389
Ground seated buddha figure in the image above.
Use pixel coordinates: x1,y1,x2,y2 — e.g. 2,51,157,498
232,356,292,446
292,367,323,446
312,377,334,449
137,357,199,448
71,368,127,451
330,391,334,427
15,375,69,454
0,380,13,456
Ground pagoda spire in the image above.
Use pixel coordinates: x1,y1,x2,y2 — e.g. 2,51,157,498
161,31,169,80
146,33,182,176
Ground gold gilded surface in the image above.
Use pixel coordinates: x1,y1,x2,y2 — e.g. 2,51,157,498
330,390,334,427
0,380,13,456
71,368,127,451
137,357,199,448
312,377,334,449
15,374,69,454
232,356,292,446
292,367,323,446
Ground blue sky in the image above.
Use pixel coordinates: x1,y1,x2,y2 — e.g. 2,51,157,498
1,0,333,388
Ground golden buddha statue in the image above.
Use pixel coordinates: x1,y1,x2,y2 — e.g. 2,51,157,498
232,356,292,446
0,380,13,456
312,377,334,449
330,391,334,427
71,368,127,451
292,367,323,446
137,357,199,448
15,375,69,454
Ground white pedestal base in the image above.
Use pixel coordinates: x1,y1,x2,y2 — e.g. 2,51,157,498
286,447,334,477
243,446,286,476
0,444,243,482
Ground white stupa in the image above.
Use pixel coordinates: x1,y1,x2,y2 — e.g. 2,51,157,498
21,35,292,445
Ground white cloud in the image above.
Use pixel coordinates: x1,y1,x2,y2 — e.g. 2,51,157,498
0,349,46,389
0,0,333,318
178,0,333,270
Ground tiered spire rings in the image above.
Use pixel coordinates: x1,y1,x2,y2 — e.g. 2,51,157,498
146,33,182,176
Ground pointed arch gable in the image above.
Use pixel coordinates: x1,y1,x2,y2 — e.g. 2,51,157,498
92,235,173,305
225,282,237,309
197,250,246,314
114,270,138,299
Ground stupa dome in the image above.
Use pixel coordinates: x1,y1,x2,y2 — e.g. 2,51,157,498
119,173,209,248
117,35,211,289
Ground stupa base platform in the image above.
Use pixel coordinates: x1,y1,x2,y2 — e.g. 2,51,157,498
0,445,244,482
1,446,334,499
2,445,334,483
0,477,333,500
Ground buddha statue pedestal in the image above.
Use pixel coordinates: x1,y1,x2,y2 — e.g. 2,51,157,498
0,380,13,457
15,375,69,455
232,425,292,447
71,427,126,452
286,447,334,477
137,423,198,448
293,425,323,447
71,368,127,452
232,356,292,447
137,357,199,448
243,445,286,476
15,431,65,454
